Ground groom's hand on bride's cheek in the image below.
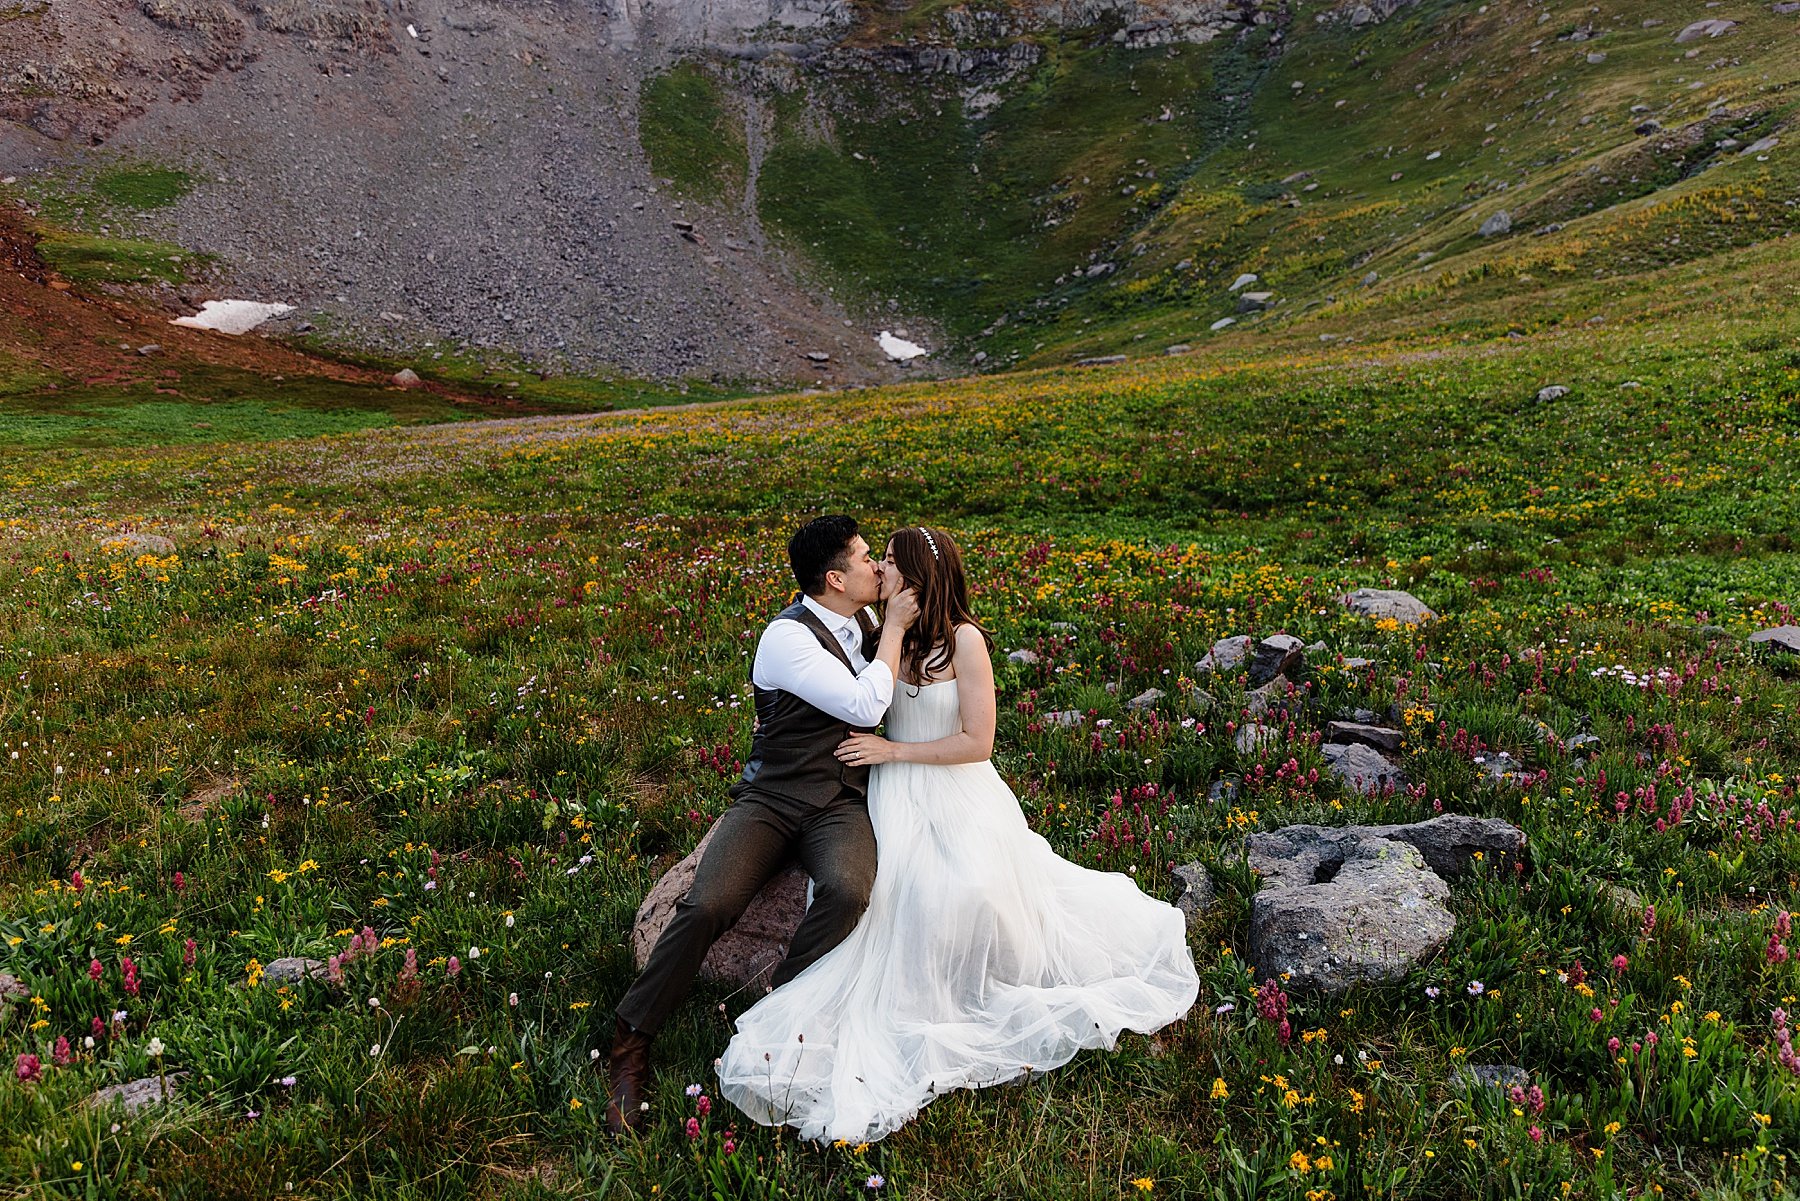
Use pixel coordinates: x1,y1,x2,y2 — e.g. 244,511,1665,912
887,589,921,629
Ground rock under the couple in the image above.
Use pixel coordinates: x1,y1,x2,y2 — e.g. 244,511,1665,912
1246,815,1524,993
632,821,811,992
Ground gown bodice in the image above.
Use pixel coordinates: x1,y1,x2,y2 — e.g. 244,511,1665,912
885,678,962,744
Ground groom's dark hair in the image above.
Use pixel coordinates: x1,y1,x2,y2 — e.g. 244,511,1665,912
789,515,861,596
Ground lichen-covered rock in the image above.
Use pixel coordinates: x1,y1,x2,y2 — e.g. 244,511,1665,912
1247,833,1452,993
1338,589,1435,624
1172,862,1215,929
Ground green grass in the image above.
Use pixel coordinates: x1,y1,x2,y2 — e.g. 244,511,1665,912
1,300,1798,1197
34,233,200,286
637,63,750,205
90,167,194,211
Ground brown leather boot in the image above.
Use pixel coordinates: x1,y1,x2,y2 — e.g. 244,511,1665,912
605,1017,653,1135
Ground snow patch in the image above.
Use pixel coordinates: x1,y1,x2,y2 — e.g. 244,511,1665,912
172,300,295,336
878,330,927,361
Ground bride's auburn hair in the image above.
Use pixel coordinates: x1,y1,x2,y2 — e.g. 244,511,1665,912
887,526,994,681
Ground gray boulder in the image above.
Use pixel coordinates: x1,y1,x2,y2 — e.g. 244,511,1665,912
1236,291,1276,313
1006,648,1042,666
1479,210,1513,237
1126,688,1166,711
633,821,809,992
1326,721,1404,752
1537,384,1571,402
392,368,424,388
0,971,27,1001
1322,742,1404,795
1339,588,1435,623
1172,862,1215,929
1247,832,1453,993
1740,136,1780,157
1249,815,1521,885
1229,273,1259,292
1248,634,1306,686
103,532,177,557
1196,635,1253,675
1749,626,1800,655
1044,710,1085,727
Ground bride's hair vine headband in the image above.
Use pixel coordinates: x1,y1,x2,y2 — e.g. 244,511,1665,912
917,526,940,561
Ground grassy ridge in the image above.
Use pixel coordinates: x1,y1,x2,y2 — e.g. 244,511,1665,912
0,306,1797,1197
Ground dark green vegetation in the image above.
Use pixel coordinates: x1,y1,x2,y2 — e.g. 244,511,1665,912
647,0,1799,368
638,63,750,205
90,167,194,212
33,232,199,287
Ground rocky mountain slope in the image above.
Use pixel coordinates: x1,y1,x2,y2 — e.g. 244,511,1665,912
3,0,1796,383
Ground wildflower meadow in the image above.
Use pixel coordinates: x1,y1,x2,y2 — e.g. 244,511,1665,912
1,310,1798,1199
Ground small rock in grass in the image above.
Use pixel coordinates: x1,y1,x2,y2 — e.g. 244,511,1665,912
1006,648,1041,666
1478,210,1513,237
1326,721,1404,752
1172,862,1215,928
1249,635,1305,686
392,368,424,388
1235,723,1278,753
1537,384,1570,401
90,1074,186,1112
1749,626,1800,655
0,972,27,1001
1045,710,1085,727
1339,589,1435,624
1322,742,1404,796
1126,688,1165,711
261,957,329,987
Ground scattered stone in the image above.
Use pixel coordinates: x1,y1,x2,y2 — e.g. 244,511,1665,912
1246,830,1453,993
1127,687,1166,711
1235,723,1278,754
1248,634,1306,686
262,957,328,987
1475,752,1533,788
1566,733,1602,752
1229,273,1259,292
1449,1063,1530,1095
0,971,27,1001
1326,721,1404,752
392,368,423,388
1586,51,1607,63
1210,317,1237,331
1007,648,1042,666
1636,119,1664,136
1237,291,1276,313
1045,709,1085,727
1208,777,1239,804
1049,622,1078,633
1252,816,1523,887
1189,688,1219,715
1076,354,1127,367
1537,384,1570,402
1165,344,1191,356
633,821,808,992
1339,589,1435,624
90,1074,186,1112
1741,136,1780,157
1478,210,1513,237
1197,635,1253,675
1341,656,1375,671
804,351,830,363
136,344,162,356
1598,881,1644,915
1172,862,1215,928
1749,626,1800,655
1322,742,1404,796
1674,18,1736,42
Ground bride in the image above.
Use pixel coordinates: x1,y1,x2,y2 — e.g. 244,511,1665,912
715,525,1198,1144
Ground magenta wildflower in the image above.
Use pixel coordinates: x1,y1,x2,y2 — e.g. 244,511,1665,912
182,938,196,968
52,1037,73,1067
1528,1125,1544,1143
446,956,461,977
1612,954,1629,972
88,958,103,982
15,1053,41,1082
685,1117,701,1141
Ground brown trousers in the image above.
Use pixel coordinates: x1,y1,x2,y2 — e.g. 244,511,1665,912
615,789,878,1036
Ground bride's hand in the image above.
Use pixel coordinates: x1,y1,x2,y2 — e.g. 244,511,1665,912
836,733,901,767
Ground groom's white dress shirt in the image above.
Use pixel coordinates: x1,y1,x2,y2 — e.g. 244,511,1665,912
750,594,893,727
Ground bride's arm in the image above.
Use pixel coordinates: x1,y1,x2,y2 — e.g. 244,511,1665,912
834,625,996,767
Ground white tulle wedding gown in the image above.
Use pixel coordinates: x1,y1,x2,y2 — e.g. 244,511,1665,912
715,678,1199,1143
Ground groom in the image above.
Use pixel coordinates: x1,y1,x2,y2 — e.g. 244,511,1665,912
607,515,918,1134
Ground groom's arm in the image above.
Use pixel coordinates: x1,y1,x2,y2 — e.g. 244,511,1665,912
752,621,894,727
